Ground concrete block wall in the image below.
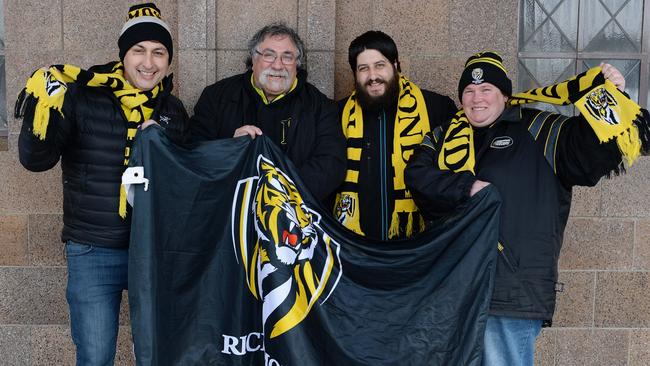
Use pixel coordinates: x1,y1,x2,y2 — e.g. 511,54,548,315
0,1,647,365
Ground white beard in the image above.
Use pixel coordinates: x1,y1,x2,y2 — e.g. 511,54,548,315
258,69,292,94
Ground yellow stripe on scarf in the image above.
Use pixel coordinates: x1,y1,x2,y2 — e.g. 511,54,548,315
574,79,641,164
335,74,430,239
21,62,162,218
438,110,475,174
23,67,79,139
512,66,642,165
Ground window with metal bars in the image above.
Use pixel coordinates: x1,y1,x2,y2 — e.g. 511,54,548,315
518,0,649,114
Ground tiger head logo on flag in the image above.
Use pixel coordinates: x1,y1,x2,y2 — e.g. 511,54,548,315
232,155,342,339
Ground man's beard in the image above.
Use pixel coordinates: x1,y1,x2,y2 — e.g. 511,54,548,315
354,72,399,112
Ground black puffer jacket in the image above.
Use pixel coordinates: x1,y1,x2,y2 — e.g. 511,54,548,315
405,106,639,324
190,69,346,201
18,70,188,248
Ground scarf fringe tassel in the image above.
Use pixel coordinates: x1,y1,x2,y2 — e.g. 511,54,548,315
616,114,645,166
635,109,650,156
388,211,418,239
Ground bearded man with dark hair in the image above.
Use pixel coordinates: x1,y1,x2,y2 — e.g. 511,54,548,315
333,31,457,241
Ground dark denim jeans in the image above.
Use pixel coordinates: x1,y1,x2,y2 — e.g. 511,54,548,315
65,241,128,366
482,315,543,366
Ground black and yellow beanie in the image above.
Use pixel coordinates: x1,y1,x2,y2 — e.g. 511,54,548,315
118,3,173,63
458,51,511,100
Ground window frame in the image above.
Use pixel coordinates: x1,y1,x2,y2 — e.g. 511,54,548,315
517,0,650,108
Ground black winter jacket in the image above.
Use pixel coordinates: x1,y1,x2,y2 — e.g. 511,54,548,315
189,70,346,201
405,106,631,323
18,71,188,248
336,90,456,240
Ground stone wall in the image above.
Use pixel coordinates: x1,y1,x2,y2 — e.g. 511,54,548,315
0,1,647,365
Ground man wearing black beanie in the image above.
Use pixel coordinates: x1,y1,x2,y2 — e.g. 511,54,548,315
406,51,650,365
333,30,457,241
15,3,188,364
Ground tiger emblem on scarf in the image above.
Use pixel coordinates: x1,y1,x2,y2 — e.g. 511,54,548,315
232,155,342,339
584,87,620,126
334,193,356,225
45,71,66,97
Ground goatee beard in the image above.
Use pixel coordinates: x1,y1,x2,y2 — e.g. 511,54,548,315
354,73,399,112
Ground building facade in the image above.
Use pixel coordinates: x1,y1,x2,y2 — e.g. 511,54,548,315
0,1,648,365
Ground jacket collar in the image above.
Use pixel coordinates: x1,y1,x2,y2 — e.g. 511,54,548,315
490,104,522,127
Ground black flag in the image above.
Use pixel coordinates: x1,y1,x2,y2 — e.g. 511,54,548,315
128,128,499,366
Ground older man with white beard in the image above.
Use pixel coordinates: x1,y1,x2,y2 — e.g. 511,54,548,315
190,23,345,202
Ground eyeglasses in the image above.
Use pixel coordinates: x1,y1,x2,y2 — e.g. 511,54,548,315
254,49,297,65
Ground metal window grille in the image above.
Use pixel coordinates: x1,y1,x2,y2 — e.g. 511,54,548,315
518,0,649,113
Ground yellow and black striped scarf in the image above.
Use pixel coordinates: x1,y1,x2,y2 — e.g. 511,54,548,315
18,62,164,218
440,66,646,174
334,75,429,239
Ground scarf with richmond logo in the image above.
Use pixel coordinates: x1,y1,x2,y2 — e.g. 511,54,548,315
335,75,430,239
440,66,649,174
15,61,166,218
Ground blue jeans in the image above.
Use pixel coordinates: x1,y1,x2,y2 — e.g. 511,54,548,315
482,315,543,366
65,241,128,366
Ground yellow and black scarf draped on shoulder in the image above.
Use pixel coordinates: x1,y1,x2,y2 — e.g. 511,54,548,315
334,75,429,239
15,62,165,218
439,66,648,174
